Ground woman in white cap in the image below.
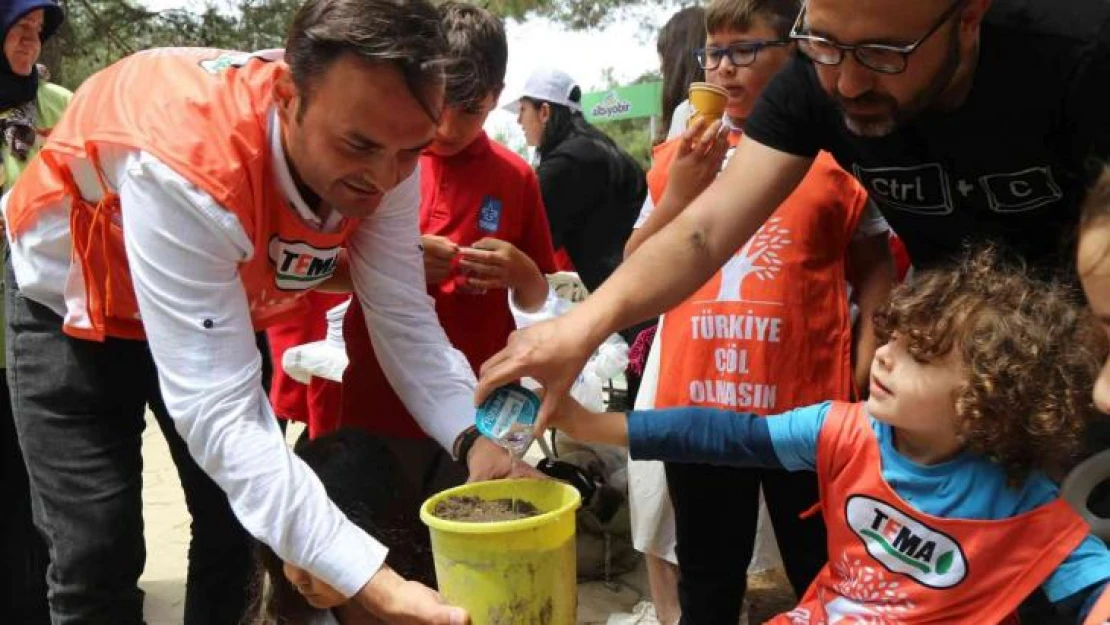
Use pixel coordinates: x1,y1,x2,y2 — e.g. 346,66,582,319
505,67,647,296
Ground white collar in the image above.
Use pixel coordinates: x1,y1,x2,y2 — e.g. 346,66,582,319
269,109,345,232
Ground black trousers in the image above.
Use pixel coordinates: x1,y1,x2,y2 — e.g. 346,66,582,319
7,259,255,625
666,462,828,625
2,369,50,624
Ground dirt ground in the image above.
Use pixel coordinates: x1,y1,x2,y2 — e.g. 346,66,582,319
746,569,797,623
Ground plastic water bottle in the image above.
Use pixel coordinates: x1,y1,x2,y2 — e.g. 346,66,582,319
569,336,629,412
475,384,541,456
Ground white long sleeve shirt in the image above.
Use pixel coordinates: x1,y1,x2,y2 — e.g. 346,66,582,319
3,111,476,597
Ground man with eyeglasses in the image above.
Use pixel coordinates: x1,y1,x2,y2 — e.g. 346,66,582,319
477,0,1110,615
623,1,895,623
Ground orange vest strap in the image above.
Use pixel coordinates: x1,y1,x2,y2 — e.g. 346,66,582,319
799,501,822,520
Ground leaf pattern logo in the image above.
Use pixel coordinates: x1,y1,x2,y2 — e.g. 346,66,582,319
715,217,792,302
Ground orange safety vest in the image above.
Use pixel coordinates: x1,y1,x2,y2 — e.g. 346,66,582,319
650,135,866,413
6,48,359,341
765,402,1091,624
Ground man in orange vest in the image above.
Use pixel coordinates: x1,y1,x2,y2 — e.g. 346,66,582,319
1,0,521,623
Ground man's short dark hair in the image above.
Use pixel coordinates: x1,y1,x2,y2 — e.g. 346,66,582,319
285,0,447,119
437,1,508,110
705,0,801,39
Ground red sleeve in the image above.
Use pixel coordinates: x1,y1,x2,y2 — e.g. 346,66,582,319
518,167,559,274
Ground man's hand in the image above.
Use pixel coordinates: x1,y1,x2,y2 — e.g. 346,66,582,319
422,235,459,285
663,118,730,208
466,436,545,482
477,315,597,435
355,565,468,625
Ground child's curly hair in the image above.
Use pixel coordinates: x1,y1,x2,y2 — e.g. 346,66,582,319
872,247,1107,485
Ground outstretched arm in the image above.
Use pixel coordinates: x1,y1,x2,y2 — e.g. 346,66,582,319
551,396,830,470
478,138,814,434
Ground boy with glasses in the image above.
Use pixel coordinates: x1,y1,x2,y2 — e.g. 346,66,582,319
625,1,894,623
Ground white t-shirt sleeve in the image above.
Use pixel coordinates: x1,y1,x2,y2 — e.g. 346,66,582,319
119,151,385,598
346,168,475,452
851,199,891,240
666,100,692,140
633,193,656,230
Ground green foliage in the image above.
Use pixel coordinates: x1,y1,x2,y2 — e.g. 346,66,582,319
480,0,677,30
45,0,680,104
588,67,661,170
490,126,531,162
45,0,300,90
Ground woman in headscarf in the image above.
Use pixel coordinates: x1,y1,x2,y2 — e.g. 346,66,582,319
0,1,69,622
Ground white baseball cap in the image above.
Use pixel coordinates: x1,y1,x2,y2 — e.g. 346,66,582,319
501,67,583,114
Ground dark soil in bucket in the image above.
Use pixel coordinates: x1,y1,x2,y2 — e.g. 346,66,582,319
433,495,541,522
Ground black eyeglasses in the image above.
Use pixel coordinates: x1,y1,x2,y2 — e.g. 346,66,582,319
694,40,792,70
789,0,966,74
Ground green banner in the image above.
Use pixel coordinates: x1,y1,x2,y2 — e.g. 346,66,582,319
582,82,662,123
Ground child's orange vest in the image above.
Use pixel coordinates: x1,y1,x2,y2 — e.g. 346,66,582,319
766,402,1091,624
6,48,359,341
649,135,866,413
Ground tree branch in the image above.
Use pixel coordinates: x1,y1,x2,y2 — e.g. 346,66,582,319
74,0,136,55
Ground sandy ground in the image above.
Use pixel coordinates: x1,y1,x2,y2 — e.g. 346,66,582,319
137,413,793,625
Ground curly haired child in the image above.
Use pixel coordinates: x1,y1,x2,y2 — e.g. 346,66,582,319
551,248,1110,624
1074,167,1110,625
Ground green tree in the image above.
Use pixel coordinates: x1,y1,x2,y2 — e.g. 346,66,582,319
45,0,684,94
45,0,300,90
587,68,661,170
482,0,683,30
490,126,531,162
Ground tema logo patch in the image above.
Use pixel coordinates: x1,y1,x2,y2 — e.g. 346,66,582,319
846,495,967,589
268,237,341,291
198,52,250,74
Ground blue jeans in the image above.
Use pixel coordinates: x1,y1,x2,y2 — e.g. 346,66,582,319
6,258,253,624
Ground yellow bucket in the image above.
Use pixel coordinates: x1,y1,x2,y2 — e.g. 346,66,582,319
420,478,581,624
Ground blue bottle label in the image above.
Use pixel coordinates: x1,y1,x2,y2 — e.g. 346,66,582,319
475,384,540,454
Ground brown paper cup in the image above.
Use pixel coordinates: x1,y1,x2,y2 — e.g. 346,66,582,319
687,82,729,128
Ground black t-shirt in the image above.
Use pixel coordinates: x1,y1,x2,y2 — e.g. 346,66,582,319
537,125,647,292
745,0,1110,274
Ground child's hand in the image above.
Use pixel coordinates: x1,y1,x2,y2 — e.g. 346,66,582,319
458,238,539,291
539,389,629,447
458,238,548,310
421,235,459,285
544,392,591,439
663,118,729,207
